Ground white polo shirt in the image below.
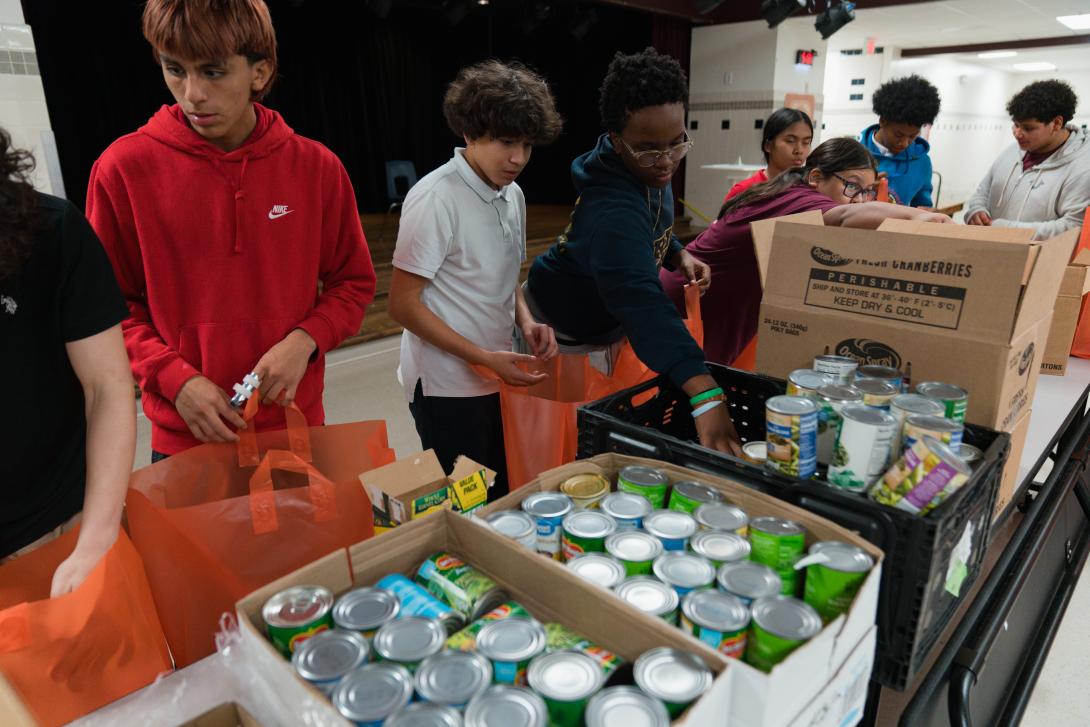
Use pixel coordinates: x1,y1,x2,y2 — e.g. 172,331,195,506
394,148,526,401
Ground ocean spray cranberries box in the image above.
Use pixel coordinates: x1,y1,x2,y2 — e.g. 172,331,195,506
750,215,1076,432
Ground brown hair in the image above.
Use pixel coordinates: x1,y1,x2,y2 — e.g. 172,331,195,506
142,0,278,101
443,60,563,145
0,128,40,281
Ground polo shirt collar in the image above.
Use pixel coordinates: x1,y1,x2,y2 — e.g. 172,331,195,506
454,147,510,203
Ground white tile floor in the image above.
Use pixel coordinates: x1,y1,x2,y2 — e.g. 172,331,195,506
132,337,1090,724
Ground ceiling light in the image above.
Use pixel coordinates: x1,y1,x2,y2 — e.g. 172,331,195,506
761,0,806,29
1057,13,1090,30
977,51,1017,59
815,1,856,39
1013,62,1057,71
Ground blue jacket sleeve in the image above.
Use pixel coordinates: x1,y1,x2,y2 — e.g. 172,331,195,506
911,157,934,208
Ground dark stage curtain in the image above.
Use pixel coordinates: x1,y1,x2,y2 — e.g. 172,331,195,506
652,14,692,217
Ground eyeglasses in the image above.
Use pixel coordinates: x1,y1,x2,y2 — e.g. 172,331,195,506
617,132,694,168
831,172,879,201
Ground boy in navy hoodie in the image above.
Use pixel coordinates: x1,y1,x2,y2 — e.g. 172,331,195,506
860,74,941,207
528,48,741,455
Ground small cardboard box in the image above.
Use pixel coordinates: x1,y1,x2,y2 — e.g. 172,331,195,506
236,509,731,726
175,703,265,727
482,454,883,727
994,407,1033,520
751,215,1077,431
1041,248,1090,375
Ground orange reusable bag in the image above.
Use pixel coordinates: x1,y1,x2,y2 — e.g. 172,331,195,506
126,402,395,667
0,528,172,726
1069,210,1090,358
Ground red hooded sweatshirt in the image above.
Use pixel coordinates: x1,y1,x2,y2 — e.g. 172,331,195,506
87,104,376,454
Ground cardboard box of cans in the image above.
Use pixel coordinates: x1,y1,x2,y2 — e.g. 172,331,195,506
235,508,731,726
1041,247,1090,376
175,703,266,727
478,454,884,727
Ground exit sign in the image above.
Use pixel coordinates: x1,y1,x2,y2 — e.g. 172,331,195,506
796,49,817,66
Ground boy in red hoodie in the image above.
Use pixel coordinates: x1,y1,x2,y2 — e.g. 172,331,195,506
87,0,375,458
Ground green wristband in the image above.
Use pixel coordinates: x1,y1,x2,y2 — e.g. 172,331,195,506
689,387,724,407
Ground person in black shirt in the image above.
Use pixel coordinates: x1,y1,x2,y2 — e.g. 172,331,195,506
0,129,134,596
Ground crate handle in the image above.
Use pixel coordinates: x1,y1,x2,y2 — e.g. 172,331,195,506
603,429,665,459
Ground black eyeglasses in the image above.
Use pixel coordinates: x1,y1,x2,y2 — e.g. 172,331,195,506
831,172,879,201
617,132,694,168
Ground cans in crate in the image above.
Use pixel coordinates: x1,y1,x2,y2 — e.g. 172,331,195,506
332,661,414,725
903,414,964,453
446,601,532,652
786,369,834,398
414,649,493,708
680,589,750,660
890,393,945,454
561,510,618,562
292,628,370,695
694,502,749,535
653,551,716,596
521,492,574,559
916,381,969,424
855,364,903,391
372,616,446,672
566,552,627,590
745,596,823,672
741,440,767,465
748,516,806,596
816,383,863,466
643,509,698,551
717,561,782,606
615,576,680,624
958,443,983,468
797,541,874,623
813,354,858,385
527,650,605,727
633,647,713,718
586,686,670,727
827,404,897,493
485,510,538,551
855,377,899,410
605,531,663,576
543,622,624,676
871,436,972,515
332,587,400,639
415,552,507,620
616,465,670,510
690,529,751,568
476,616,547,686
263,585,334,656
465,684,547,727
668,481,724,513
765,395,818,480
560,473,610,510
599,491,652,531
374,573,466,635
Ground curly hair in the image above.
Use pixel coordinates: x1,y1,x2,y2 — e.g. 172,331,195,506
443,60,563,145
599,47,688,133
0,128,40,281
871,74,941,127
1007,80,1078,124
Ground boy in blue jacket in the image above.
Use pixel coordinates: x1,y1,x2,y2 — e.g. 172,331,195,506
860,75,941,207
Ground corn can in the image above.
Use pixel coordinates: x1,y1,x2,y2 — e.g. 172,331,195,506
560,473,610,510
786,369,835,398
765,395,818,480
871,436,973,515
903,413,964,453
916,381,969,424
827,404,896,493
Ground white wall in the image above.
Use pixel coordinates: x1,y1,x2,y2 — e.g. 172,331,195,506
821,50,890,139
1007,70,1090,132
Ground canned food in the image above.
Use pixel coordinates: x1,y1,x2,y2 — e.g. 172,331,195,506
485,510,538,551
717,561,782,605
690,530,751,568
745,595,822,672
604,531,663,576
668,481,724,513
527,650,605,727
614,576,680,624
813,355,858,385
543,623,624,676
796,541,874,623
890,394,945,454
565,552,627,590
446,601,532,652
585,686,669,727
386,702,464,727
741,440,767,465
599,491,652,531
332,661,414,725
633,647,713,718
263,585,334,656
475,617,547,687
816,384,864,466
786,369,834,398
680,589,750,660
292,628,370,694
903,414,964,453
748,517,806,596
855,365,903,391
643,509,698,551
414,650,493,708
616,466,670,510
372,616,447,671
828,404,897,492
375,574,467,635
464,685,547,727
416,552,507,620
765,395,818,480
871,436,973,515
521,492,574,559
560,474,610,510
917,381,969,424
333,587,400,639
653,551,716,596
957,443,983,467
855,377,899,410
561,510,618,562
694,502,749,535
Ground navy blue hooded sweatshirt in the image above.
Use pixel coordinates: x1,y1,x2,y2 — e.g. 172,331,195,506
860,123,934,207
528,134,707,387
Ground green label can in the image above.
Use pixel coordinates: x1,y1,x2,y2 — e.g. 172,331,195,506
916,381,969,425
786,369,834,398
527,651,604,727
633,647,713,718
744,596,822,672
415,552,507,621
616,466,669,510
667,481,724,514
798,541,874,623
544,623,624,676
748,517,806,596
263,585,335,657
604,531,663,576
561,510,618,562
445,601,531,652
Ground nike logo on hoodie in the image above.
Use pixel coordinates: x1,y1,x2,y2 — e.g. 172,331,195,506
268,204,293,219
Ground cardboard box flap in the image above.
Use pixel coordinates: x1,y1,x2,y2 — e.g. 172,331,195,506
359,449,449,519
878,219,1039,284
1012,229,1080,337
751,210,826,288
179,703,265,727
1059,263,1090,297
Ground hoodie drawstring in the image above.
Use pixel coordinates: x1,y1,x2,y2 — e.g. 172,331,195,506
1015,167,1043,223
995,160,1018,212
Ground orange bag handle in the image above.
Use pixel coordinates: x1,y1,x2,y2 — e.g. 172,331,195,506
877,178,890,203
237,393,312,467
683,283,703,348
247,449,336,535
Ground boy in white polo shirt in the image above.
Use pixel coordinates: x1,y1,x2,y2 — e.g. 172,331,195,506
389,60,562,499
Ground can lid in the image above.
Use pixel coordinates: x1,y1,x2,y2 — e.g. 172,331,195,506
694,503,749,532
465,685,548,727
854,378,898,395
814,355,856,365
386,702,463,727
840,403,895,426
906,414,962,433
332,662,414,721
527,650,604,701
332,587,400,631
615,576,679,617
522,492,573,519
563,510,618,539
716,561,782,599
585,686,670,727
921,436,973,475
741,441,767,461
476,616,547,662
957,443,983,463
681,590,749,632
634,647,713,703
291,628,369,681
916,381,968,400
857,365,900,379
690,530,751,564
799,541,874,573
652,552,716,588
750,516,804,537
891,393,945,417
373,616,447,662
817,384,864,403
486,510,536,540
263,585,334,628
788,369,834,390
751,595,823,640
605,531,663,562
766,394,818,415
643,510,698,540
414,650,493,705
561,473,610,499
566,553,627,589
671,482,724,505
601,492,653,520
618,465,669,487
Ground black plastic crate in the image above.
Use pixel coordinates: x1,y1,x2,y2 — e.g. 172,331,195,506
577,364,1010,689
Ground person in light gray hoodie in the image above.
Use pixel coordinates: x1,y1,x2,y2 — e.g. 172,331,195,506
965,79,1090,240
